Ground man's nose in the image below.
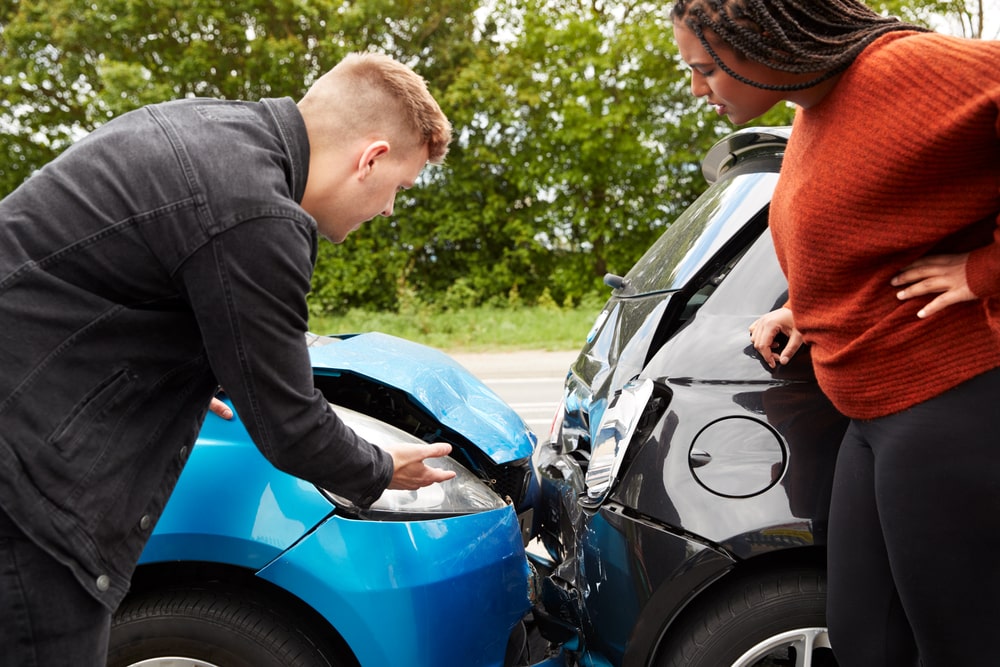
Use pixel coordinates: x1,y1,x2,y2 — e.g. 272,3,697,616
381,196,395,217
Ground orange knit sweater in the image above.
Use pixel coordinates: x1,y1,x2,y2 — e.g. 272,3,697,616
770,31,1000,419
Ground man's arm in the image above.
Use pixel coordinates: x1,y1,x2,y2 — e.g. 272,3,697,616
176,217,432,507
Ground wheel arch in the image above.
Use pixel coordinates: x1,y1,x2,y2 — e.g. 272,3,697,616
643,546,827,666
125,560,360,667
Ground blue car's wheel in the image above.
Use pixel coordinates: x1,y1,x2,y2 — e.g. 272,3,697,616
108,588,349,667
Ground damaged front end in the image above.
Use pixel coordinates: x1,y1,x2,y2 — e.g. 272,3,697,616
305,331,569,665
530,372,699,663
306,331,540,526
144,330,568,667
527,128,849,667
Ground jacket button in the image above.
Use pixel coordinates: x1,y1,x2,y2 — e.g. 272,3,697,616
179,446,188,460
96,575,111,592
139,515,152,530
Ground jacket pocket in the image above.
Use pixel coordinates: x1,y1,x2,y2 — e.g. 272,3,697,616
47,368,135,459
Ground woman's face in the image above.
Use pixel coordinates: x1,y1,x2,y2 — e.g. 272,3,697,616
673,19,791,125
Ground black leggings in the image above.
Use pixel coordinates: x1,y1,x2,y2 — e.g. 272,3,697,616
827,367,1000,666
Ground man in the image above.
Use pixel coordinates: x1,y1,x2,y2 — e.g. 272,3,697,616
0,52,454,664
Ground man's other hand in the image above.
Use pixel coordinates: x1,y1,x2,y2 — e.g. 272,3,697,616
209,397,233,420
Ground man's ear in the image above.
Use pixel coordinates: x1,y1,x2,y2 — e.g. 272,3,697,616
357,140,391,180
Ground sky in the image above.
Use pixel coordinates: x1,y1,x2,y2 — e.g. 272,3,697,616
935,0,1000,38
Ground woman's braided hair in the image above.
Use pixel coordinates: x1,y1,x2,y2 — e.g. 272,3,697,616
672,0,929,91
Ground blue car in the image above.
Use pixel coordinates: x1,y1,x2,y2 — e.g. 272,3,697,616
107,332,567,667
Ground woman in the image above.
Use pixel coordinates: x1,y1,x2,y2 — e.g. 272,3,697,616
671,1,1000,665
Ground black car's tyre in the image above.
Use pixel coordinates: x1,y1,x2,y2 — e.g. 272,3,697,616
655,568,837,667
108,588,347,667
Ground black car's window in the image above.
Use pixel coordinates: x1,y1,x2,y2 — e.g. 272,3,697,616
622,171,779,296
700,227,790,316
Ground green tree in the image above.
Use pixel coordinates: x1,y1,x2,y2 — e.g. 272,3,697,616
378,0,741,309
1,0,993,314
0,0,485,314
0,0,478,193
493,0,725,298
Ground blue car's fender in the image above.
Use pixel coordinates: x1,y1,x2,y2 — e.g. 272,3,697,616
141,410,333,568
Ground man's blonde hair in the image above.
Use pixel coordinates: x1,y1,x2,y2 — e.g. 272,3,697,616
300,52,452,164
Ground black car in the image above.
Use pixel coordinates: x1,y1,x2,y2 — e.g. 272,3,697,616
531,127,847,667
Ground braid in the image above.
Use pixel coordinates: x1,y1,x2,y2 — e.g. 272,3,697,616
672,0,930,91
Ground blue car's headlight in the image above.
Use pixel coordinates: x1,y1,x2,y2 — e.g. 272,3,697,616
322,405,508,519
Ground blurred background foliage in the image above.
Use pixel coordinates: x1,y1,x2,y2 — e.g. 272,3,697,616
0,0,993,315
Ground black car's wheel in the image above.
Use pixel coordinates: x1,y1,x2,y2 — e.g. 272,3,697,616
108,588,348,667
656,568,837,667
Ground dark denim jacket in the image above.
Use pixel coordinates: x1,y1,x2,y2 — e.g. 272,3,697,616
0,97,393,610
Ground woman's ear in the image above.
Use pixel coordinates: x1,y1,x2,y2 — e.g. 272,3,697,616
356,140,391,180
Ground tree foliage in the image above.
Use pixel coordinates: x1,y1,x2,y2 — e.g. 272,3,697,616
1,0,991,313
309,0,743,312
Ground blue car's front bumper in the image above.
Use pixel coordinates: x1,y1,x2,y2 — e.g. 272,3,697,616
259,507,533,665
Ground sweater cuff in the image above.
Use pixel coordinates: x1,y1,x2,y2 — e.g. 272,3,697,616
966,239,1000,298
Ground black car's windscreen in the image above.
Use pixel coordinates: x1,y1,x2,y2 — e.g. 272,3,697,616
623,171,778,296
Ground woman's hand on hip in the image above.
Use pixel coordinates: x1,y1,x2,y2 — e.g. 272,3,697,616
892,252,976,318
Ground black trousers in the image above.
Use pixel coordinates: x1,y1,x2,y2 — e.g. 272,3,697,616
0,507,111,667
827,367,1000,666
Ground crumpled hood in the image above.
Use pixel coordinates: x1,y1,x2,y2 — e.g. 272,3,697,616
307,331,536,464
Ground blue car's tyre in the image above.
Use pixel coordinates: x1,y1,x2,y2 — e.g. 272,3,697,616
108,588,350,667
654,568,837,667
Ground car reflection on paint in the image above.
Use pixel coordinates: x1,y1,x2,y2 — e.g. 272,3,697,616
530,127,846,667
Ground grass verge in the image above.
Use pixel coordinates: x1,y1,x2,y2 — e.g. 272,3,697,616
308,304,601,353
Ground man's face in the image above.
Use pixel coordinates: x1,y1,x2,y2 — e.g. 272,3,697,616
303,142,429,244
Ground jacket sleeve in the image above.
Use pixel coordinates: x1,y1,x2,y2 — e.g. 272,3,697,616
175,216,394,507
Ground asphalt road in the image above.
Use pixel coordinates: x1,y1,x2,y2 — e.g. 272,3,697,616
448,349,578,439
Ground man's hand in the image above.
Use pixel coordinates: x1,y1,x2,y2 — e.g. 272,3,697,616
209,397,233,420
892,252,976,318
749,306,804,369
383,441,457,490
